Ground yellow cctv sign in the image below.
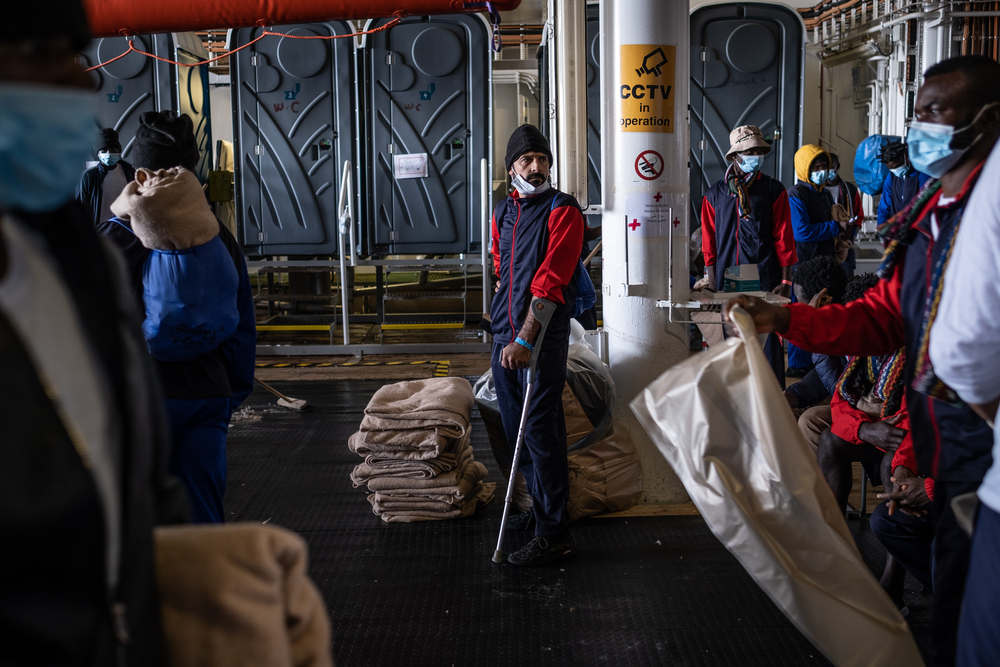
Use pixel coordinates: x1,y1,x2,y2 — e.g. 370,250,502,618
620,44,676,133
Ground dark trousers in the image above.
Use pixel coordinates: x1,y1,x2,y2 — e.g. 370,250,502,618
491,341,570,537
931,479,981,667
165,396,232,524
763,333,786,390
869,499,935,590
957,504,1000,667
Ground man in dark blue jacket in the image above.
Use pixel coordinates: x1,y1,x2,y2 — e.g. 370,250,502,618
77,127,135,226
729,55,1000,667
98,111,256,524
701,124,796,386
490,125,583,566
876,140,930,227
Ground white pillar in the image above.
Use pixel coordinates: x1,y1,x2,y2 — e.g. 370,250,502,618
600,0,691,502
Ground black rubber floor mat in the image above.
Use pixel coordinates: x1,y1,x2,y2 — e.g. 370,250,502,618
225,379,931,666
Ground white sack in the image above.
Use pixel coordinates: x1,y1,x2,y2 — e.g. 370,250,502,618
630,307,923,667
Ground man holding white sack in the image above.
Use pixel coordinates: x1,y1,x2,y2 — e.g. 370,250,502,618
727,55,1000,667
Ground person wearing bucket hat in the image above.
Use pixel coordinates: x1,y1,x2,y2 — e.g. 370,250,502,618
700,124,796,386
77,127,136,227
0,2,190,665
490,124,584,566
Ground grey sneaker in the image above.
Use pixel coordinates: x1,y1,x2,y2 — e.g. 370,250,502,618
507,532,577,566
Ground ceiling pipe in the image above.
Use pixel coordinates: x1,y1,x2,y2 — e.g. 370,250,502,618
81,0,521,37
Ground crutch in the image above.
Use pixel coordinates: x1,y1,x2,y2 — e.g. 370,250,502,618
493,297,557,564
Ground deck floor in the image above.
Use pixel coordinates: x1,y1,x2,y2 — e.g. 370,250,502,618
225,377,932,667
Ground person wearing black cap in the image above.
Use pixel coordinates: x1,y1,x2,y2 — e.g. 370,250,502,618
876,139,930,228
77,127,136,226
490,124,584,566
0,3,189,665
98,109,256,526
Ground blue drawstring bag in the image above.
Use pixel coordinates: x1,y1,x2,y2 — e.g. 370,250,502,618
854,134,901,195
142,236,240,362
572,259,597,319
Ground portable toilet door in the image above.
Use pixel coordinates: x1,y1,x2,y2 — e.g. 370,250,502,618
689,3,805,224
80,34,176,166
231,21,357,256
363,14,491,255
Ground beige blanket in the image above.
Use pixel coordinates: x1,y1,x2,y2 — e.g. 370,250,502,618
363,454,483,494
347,429,449,461
350,445,463,483
361,377,474,437
155,523,333,667
369,481,497,523
111,167,218,251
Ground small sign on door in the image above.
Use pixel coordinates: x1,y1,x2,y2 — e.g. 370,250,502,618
393,153,428,179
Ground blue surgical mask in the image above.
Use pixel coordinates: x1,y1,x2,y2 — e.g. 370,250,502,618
99,152,121,167
826,169,838,182
890,165,909,178
0,84,96,213
738,154,763,174
511,172,551,197
907,104,997,179
809,170,828,186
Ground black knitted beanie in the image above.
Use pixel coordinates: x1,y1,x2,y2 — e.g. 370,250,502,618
505,124,553,172
131,111,200,172
94,128,121,154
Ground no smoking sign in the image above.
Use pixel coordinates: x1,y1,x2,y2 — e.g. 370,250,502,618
634,150,664,180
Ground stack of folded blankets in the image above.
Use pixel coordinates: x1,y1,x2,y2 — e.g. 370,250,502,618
349,377,496,523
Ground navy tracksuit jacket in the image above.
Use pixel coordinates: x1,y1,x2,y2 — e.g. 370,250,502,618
782,165,993,666
490,187,583,537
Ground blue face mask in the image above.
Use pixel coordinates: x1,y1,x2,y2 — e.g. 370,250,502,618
99,152,121,167
809,170,828,186
890,165,909,178
737,154,763,174
826,169,838,182
907,104,997,179
0,84,96,213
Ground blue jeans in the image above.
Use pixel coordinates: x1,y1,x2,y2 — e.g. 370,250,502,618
165,397,232,523
869,499,934,590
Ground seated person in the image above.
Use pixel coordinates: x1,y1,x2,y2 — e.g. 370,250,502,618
870,433,935,614
815,274,909,512
782,256,848,446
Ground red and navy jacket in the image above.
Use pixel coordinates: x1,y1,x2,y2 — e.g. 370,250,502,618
490,187,584,351
782,166,993,483
700,173,796,291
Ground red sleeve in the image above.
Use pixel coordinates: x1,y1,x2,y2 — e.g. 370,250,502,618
854,189,864,221
830,391,873,445
530,204,584,304
700,196,717,267
783,265,905,357
491,212,501,275
771,189,798,266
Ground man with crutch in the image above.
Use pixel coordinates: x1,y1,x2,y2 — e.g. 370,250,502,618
490,124,584,566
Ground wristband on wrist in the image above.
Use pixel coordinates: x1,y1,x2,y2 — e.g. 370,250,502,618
514,337,534,351
781,280,792,286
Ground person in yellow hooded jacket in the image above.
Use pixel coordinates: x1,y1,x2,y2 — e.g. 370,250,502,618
785,144,853,376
